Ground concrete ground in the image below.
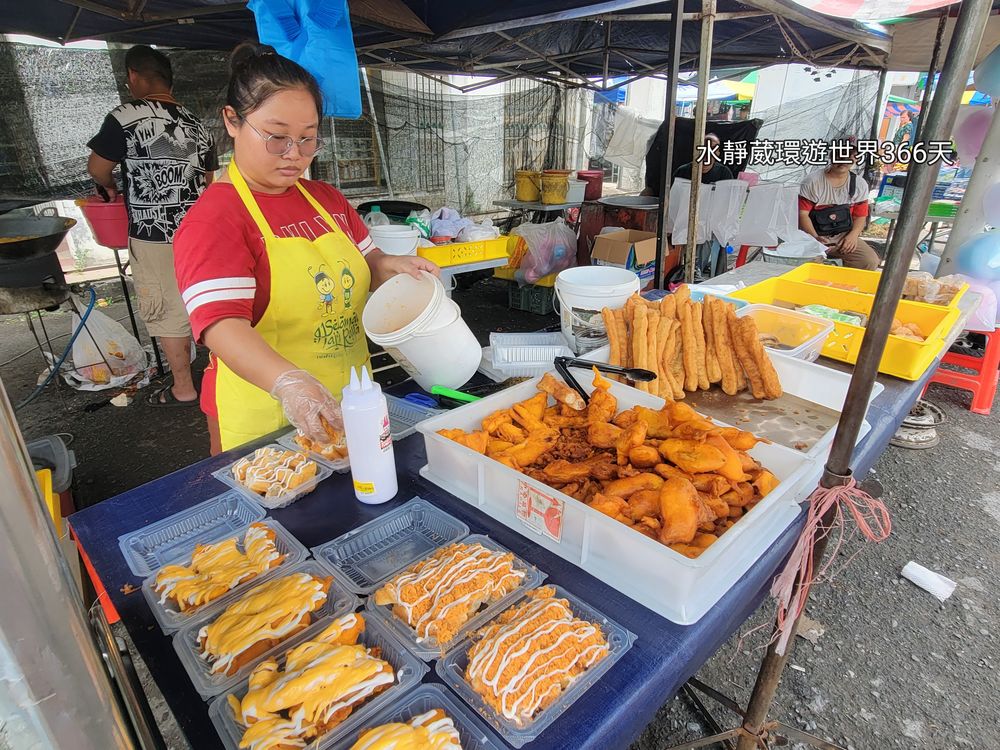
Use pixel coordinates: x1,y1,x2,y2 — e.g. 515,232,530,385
2,275,996,750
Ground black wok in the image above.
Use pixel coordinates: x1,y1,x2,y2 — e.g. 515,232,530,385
0,213,77,263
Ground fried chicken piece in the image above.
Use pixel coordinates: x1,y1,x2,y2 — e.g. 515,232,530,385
482,409,513,435
658,477,700,546
633,406,674,439
691,473,729,496
541,460,592,485
588,388,618,425
498,423,527,443
500,433,557,467
731,482,755,506
588,421,623,449
628,445,661,469
603,472,664,498
438,429,489,454
616,421,648,466
627,489,661,521
583,454,618,481
692,533,718,549
586,493,632,524
738,452,760,474
653,463,695,482
634,519,659,540
669,419,719,441
486,440,514,456
704,434,744,482
544,415,590,429
613,410,639,429
668,401,701,423
753,470,780,498
538,373,586,412
658,439,727,474
718,427,769,451
520,392,549,420
669,543,702,559
693,491,719,526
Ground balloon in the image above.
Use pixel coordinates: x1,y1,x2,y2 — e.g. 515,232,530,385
984,182,1000,227
962,278,999,332
974,43,1000,98
955,230,1000,281
954,108,993,164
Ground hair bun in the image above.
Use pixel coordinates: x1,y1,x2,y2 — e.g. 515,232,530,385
230,42,278,73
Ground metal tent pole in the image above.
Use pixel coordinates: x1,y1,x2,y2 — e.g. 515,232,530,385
865,68,888,187
732,3,992,748
654,0,685,289
912,11,948,144
683,0,716,284
362,68,394,198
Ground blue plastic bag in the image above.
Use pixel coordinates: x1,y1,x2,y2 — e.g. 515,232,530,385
247,0,362,118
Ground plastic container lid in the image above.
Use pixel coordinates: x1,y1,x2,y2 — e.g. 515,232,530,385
117,491,266,578
435,585,637,748
385,394,443,441
275,429,350,473
26,435,76,495
321,683,507,750
311,497,469,595
140,519,309,634
211,443,333,511
208,612,428,750
735,303,834,362
364,534,547,661
489,331,568,363
172,560,361,699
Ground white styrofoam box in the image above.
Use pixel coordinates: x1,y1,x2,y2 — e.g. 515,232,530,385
417,377,817,624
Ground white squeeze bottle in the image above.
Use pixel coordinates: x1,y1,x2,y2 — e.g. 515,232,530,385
341,366,398,504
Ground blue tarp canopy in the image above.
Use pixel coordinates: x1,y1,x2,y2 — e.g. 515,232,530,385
1,1,892,87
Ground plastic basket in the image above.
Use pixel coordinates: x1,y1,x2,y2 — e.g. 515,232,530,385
172,560,360,699
417,236,509,267
780,262,968,308
435,585,636,748
117,492,266,578
208,613,428,750
322,682,506,750
730,277,960,380
311,497,470,595
385,394,444,441
140,519,309,634
507,282,555,315
364,534,547,660
212,443,333,510
734,303,833,362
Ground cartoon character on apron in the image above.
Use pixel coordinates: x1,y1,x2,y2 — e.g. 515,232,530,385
215,161,371,450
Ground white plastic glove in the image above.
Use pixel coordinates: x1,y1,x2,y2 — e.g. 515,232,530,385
269,369,343,443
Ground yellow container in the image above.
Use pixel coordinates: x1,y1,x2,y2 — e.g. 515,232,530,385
540,173,569,204
780,263,969,308
729,278,960,380
417,235,510,268
493,266,558,287
34,468,61,535
514,170,541,202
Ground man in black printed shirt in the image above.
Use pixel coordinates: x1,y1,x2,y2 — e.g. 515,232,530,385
88,45,217,406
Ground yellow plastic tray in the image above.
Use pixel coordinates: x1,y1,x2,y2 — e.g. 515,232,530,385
417,235,509,267
780,263,969,308
730,278,960,380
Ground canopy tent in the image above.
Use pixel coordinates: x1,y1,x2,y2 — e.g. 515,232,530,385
0,0,893,92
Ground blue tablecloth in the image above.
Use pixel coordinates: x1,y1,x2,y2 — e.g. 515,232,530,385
68,369,931,750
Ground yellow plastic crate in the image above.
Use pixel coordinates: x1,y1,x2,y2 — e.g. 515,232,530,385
492,266,558,287
417,235,510,267
780,263,968,308
730,278,960,380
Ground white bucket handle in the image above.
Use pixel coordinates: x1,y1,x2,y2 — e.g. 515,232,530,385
554,284,607,329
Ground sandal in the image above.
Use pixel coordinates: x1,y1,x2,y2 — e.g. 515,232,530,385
147,383,198,407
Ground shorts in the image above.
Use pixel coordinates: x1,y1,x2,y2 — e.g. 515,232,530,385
128,238,192,338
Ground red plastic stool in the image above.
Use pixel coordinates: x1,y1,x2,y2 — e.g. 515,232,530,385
923,328,1000,415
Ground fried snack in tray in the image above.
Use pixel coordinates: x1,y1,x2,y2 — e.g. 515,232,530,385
198,572,332,676
227,612,395,750
232,447,319,499
438,368,778,558
154,523,285,612
373,542,527,645
464,586,609,727
349,709,462,750
603,289,782,400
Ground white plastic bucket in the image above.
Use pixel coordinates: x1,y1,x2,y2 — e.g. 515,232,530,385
369,225,419,255
554,266,640,353
362,271,480,390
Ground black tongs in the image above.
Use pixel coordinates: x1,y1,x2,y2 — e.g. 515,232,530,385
553,356,657,405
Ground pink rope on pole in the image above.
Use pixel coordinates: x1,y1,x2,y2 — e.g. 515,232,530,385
770,477,891,655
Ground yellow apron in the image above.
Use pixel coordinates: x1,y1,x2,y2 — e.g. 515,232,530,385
216,162,371,450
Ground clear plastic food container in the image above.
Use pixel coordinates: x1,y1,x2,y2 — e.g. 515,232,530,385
311,497,470,595
735,303,834,362
435,585,636,748
207,612,428,750
488,331,573,375
140,519,309,634
321,683,506,750
117,491,265,578
212,443,333,510
276,429,351,472
364,534,547,660
385,394,444,441
172,560,360,699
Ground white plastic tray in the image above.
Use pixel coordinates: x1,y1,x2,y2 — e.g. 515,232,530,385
212,443,333,510
172,560,360,699
418,377,817,625
276,430,351,472
364,534,547,660
140,519,309,634
322,683,506,750
117,492,265,578
208,613,428,750
489,332,569,363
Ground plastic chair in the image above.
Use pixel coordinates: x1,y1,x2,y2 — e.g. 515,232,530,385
923,327,1000,415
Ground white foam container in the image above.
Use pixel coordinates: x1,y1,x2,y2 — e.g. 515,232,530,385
417,377,817,625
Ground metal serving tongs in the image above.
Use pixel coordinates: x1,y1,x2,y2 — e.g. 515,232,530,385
553,356,657,405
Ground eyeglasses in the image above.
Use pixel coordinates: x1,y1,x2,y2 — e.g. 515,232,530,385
242,118,323,157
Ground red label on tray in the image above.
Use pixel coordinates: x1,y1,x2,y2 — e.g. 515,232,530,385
516,480,564,542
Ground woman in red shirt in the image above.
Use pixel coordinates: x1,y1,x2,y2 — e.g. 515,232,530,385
174,44,437,454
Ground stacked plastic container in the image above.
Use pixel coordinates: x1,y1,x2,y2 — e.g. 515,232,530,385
480,331,573,381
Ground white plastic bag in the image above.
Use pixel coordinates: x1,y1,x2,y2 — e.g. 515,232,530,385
512,218,577,283
70,304,147,388
457,217,500,243
772,229,827,258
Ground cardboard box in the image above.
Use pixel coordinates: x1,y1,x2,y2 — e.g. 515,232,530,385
591,229,658,284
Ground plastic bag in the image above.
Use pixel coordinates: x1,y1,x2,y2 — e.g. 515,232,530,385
512,218,577,284
457,218,500,243
902,271,965,306
70,304,147,388
405,209,431,238
429,207,473,240
772,230,827,258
